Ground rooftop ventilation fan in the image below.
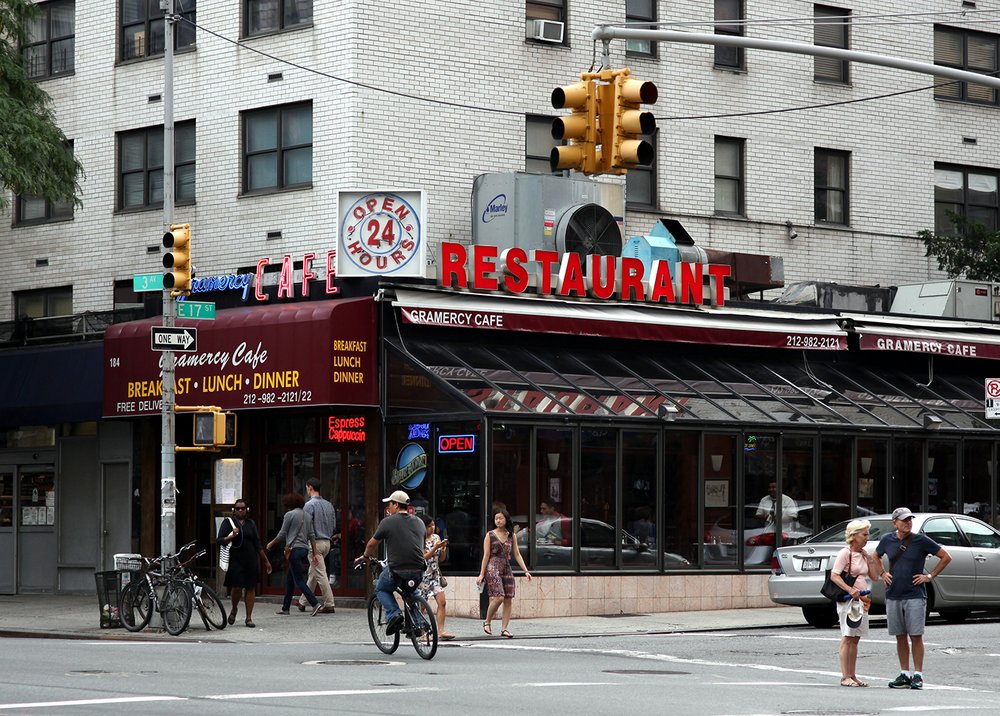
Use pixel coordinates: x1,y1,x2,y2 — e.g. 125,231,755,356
555,203,623,261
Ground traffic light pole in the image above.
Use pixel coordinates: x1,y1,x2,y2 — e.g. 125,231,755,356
160,0,177,558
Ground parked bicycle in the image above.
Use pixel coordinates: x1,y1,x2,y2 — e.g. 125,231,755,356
119,542,226,635
354,556,438,660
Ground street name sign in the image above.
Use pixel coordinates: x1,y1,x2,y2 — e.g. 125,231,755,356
150,326,198,352
177,301,216,320
133,273,164,292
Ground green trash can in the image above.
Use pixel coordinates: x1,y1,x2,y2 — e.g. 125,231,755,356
95,570,122,628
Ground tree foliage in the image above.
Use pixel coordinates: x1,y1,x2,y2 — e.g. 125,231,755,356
0,0,82,210
917,213,1000,282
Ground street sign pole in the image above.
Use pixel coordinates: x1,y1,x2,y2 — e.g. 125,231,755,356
161,0,177,560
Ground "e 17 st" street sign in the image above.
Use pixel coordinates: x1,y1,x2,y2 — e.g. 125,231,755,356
150,326,198,352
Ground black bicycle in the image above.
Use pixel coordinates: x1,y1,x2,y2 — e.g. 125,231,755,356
354,556,438,660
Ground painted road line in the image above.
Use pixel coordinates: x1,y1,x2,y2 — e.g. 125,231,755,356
0,696,185,709
206,687,440,700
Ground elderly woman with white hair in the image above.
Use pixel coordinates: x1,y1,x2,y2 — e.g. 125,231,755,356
831,519,876,687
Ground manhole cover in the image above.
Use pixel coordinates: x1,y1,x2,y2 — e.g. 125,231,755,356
603,669,689,675
307,659,402,667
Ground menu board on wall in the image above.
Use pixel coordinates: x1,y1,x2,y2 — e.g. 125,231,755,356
214,459,243,506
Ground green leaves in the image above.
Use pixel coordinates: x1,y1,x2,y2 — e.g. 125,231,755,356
918,212,1000,282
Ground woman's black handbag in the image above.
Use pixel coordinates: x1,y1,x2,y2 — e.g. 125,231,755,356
821,557,857,602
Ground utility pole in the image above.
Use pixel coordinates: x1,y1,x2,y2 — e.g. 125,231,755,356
589,27,1000,92
160,0,177,558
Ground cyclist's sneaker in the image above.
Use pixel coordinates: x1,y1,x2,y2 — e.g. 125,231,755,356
910,674,923,690
888,673,911,689
385,614,404,635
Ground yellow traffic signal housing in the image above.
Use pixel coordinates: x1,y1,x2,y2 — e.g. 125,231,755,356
550,79,600,174
193,410,237,447
610,71,658,174
163,223,192,295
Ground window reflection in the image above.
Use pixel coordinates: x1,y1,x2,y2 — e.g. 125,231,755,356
580,429,616,569
534,428,572,569
623,431,658,569
703,433,737,567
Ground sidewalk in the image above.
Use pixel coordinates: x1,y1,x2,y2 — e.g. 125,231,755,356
0,593,808,643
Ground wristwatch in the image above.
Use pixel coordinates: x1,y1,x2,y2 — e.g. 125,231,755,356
927,573,935,580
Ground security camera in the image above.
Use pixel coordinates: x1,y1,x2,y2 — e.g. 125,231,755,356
785,221,798,240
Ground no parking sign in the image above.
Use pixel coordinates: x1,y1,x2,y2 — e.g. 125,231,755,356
987,378,1000,419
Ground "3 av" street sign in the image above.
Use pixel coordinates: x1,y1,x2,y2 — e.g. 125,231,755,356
150,326,198,352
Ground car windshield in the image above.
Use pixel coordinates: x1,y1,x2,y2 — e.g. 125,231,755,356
808,518,893,543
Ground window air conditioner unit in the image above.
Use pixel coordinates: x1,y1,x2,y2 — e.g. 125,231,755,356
532,19,565,43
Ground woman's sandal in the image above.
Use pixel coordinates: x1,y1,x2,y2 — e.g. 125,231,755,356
228,609,237,626
840,677,862,687
852,678,869,687
501,629,513,639
482,621,492,635
245,620,256,628
440,632,456,640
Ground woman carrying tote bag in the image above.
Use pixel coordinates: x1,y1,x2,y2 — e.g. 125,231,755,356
831,519,875,687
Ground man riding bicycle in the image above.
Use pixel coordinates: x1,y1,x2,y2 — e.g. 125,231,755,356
356,490,426,635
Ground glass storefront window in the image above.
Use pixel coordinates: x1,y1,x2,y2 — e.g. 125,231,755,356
580,428,616,569
963,441,994,525
534,427,573,570
492,424,532,535
664,431,698,567
820,436,851,530
703,433,737,568
344,450,367,591
857,438,887,515
623,430,657,569
19,468,55,526
928,440,958,514
892,439,922,513
743,433,779,568
783,435,815,543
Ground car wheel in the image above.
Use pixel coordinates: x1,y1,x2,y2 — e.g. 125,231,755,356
938,609,970,623
802,604,838,628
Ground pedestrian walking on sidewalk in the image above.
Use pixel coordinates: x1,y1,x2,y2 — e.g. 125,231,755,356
476,508,531,638
218,499,272,628
266,492,323,617
875,507,952,690
420,513,454,640
297,478,337,614
831,519,874,687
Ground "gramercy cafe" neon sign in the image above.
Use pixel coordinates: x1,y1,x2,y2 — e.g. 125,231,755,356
437,241,732,306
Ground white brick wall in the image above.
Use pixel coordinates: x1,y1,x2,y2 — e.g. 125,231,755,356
4,0,1000,315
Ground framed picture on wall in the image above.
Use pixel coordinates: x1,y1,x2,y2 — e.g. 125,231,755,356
858,478,874,499
705,480,729,508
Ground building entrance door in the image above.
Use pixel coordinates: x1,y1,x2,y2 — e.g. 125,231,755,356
17,465,56,592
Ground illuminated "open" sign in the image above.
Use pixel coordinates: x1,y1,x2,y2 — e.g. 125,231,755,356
438,434,476,453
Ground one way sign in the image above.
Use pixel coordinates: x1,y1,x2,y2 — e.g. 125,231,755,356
150,326,198,352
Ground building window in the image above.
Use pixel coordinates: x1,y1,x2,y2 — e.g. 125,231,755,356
15,140,75,226
814,5,850,83
626,130,656,207
934,26,999,105
625,0,656,57
526,0,566,43
242,102,312,193
14,286,72,319
22,0,75,79
934,164,999,234
714,136,744,216
526,115,560,174
120,0,195,62
815,148,849,225
244,0,313,37
117,121,196,210
714,0,744,70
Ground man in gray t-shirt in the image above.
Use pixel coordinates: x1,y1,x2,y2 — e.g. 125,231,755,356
357,490,425,634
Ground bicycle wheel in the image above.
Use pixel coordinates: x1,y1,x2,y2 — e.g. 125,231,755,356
408,594,438,660
193,581,227,630
162,582,193,636
120,580,153,632
367,594,400,654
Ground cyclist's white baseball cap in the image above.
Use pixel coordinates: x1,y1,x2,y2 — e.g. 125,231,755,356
382,490,410,505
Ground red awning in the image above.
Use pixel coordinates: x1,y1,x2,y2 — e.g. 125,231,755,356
103,298,378,417
846,313,1000,360
392,288,848,351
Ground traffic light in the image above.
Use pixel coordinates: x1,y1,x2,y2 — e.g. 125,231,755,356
609,71,658,174
550,78,599,174
163,223,192,294
193,410,237,447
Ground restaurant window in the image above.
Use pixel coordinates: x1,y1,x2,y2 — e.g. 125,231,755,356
928,440,959,514
934,164,999,235
22,0,75,79
120,0,195,61
962,441,993,522
526,115,561,175
819,436,851,532
814,5,849,84
14,286,72,318
703,433,737,568
742,433,780,568
664,431,698,567
118,121,196,210
892,439,923,513
934,25,999,105
626,130,656,207
857,438,887,515
625,0,656,57
580,428,617,569
623,430,657,569
533,427,573,570
714,0,744,70
493,424,532,536
432,421,482,574
783,436,815,535
242,102,312,193
714,136,745,216
815,148,849,225
245,0,312,37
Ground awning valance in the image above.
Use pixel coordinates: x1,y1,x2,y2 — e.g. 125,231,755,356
846,313,1000,360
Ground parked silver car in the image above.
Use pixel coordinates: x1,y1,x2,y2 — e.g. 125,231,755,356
768,512,1000,627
